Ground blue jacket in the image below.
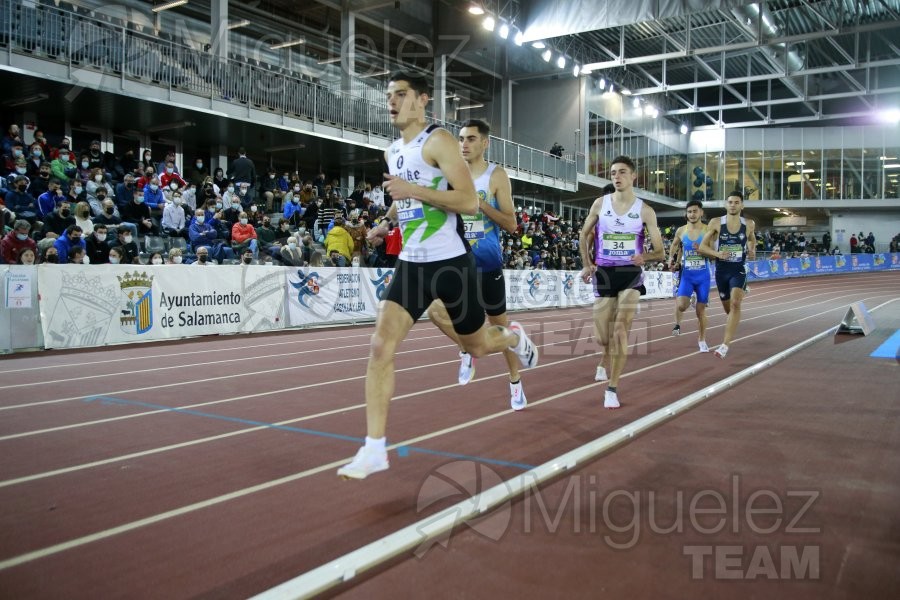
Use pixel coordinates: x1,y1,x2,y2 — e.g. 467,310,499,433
188,217,221,249
53,235,86,264
4,190,38,217
283,200,304,220
142,185,164,208
38,190,64,217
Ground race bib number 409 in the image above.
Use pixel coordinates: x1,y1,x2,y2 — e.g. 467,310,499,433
602,233,637,257
462,214,485,240
396,198,425,222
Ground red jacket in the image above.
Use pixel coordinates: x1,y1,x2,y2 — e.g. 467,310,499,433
231,222,257,245
385,227,402,256
1,230,37,264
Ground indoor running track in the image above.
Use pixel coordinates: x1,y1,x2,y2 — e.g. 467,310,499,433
0,271,898,599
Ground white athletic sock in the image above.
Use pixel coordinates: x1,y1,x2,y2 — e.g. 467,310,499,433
365,436,386,453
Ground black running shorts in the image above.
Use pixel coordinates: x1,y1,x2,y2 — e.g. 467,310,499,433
385,253,486,335
478,269,507,317
593,265,646,298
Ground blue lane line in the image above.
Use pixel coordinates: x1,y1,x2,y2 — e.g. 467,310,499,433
869,329,900,359
83,396,536,471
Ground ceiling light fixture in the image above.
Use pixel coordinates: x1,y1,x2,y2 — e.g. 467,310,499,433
557,56,566,69
270,39,305,49
152,0,188,12
467,4,485,15
532,41,546,49
680,123,689,134
572,65,580,77
513,30,524,46
227,19,250,30
621,88,632,95
499,23,509,39
458,103,485,110
541,49,552,62
482,16,495,31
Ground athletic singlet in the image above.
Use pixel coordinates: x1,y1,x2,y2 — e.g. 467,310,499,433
594,194,645,267
464,163,503,271
680,226,710,273
717,216,748,270
387,124,467,263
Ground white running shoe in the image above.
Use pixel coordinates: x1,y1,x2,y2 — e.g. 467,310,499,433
595,365,608,382
458,351,475,385
337,447,389,480
604,389,620,409
508,321,538,368
715,344,729,359
698,340,710,353
672,324,681,336
510,381,527,411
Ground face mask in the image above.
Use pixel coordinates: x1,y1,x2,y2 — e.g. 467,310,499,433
262,221,270,227
60,153,69,161
135,196,144,204
16,233,28,241
293,186,301,192
195,216,205,224
291,197,299,204
74,186,83,195
123,235,133,244
149,184,158,191
15,167,26,175
32,149,41,157
170,183,178,190
82,255,90,265
104,206,114,214
40,172,49,178
144,154,151,161
242,257,252,264
166,168,174,174
152,258,163,265
45,254,59,263
173,255,183,264
109,256,120,264
196,162,203,169
288,242,297,250
250,205,257,212
95,233,107,242
239,218,249,226
174,197,183,205
269,174,275,179
198,255,208,263
60,209,70,217
215,202,223,210
12,149,22,158
232,203,241,210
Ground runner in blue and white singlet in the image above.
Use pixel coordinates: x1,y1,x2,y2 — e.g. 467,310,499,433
668,199,711,351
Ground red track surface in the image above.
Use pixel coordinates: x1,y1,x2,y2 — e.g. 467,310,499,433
1,272,898,599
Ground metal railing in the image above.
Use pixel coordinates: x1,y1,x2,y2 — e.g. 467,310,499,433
0,0,577,186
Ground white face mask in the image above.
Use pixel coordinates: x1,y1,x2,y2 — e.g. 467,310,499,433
82,255,90,264
170,182,178,190
95,233,106,242
173,255,183,264
123,235,133,244
94,175,103,182
227,186,235,193
288,242,297,250
240,218,248,225
250,205,257,212
109,256,120,264
74,186,83,195
195,216,205,224
152,258,163,265
174,197,183,205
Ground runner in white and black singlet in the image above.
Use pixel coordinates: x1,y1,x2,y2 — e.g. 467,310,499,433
337,72,538,480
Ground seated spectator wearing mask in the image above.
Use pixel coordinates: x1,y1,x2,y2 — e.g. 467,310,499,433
162,190,188,239
279,236,304,266
85,224,110,264
1,220,37,264
324,216,353,267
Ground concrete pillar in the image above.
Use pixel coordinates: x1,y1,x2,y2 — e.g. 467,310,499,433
210,0,228,60
434,55,448,123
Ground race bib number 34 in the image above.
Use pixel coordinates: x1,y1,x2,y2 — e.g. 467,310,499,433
462,214,485,240
397,198,425,222
602,233,637,257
